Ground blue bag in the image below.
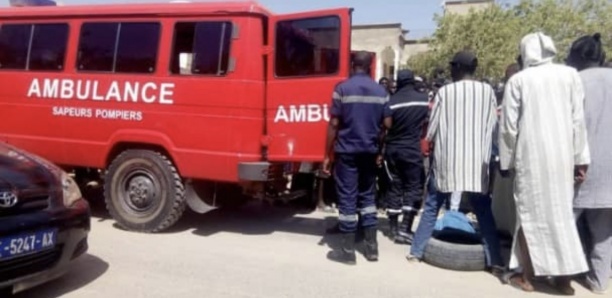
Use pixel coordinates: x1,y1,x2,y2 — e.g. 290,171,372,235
434,210,476,234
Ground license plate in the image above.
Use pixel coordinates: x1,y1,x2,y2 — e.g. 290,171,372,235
0,229,57,261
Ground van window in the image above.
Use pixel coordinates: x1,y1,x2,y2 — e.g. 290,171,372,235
170,22,233,76
274,16,340,77
0,23,69,71
78,23,118,72
29,24,69,71
78,22,160,73
0,24,32,70
116,23,160,73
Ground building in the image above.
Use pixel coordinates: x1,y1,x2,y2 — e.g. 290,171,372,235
443,0,493,15
351,23,407,81
349,1,494,81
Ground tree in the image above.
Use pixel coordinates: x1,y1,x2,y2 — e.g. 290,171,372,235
407,0,612,81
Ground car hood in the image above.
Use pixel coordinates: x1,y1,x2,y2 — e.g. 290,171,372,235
0,143,60,192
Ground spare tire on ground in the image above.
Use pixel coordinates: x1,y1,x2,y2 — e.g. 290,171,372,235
422,229,486,272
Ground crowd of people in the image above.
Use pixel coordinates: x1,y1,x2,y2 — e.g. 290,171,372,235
321,31,612,296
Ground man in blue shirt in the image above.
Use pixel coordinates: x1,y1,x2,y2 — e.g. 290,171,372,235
322,51,392,265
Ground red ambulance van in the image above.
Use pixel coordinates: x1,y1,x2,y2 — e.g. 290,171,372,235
0,2,376,232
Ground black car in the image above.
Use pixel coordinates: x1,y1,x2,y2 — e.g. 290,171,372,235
0,143,90,295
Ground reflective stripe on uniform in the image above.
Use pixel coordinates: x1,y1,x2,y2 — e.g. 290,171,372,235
360,206,378,215
333,92,342,100
338,214,359,222
390,101,429,110
341,95,388,105
398,231,412,237
402,206,414,212
387,209,402,215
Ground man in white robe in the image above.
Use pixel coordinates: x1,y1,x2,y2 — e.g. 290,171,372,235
499,32,590,294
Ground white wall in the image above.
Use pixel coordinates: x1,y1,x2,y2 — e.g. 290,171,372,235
351,26,404,81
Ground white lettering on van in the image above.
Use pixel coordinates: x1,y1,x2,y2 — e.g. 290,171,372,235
307,105,322,122
290,105,306,122
141,83,157,103
106,81,121,102
60,79,74,99
124,82,139,103
76,80,91,100
27,79,41,97
44,79,60,98
274,104,330,123
51,106,143,122
159,83,174,105
27,78,175,105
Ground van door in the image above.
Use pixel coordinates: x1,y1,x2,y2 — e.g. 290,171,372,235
266,9,352,162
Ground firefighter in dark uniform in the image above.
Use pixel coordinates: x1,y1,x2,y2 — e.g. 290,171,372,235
384,69,429,244
322,51,392,265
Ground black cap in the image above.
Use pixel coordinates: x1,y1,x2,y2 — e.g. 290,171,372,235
569,33,605,64
450,51,477,67
397,69,415,82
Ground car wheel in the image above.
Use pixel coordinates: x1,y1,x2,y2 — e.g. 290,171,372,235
104,150,186,233
423,234,486,272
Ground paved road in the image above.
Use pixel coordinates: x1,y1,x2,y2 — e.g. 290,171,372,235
15,202,597,298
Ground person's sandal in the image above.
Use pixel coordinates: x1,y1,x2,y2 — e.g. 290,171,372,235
550,278,575,296
405,254,421,263
502,272,534,292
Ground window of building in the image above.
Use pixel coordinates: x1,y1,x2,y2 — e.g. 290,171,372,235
0,23,69,71
77,22,160,73
170,21,233,76
274,16,340,77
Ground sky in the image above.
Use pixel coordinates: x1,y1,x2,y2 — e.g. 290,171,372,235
3,0,521,38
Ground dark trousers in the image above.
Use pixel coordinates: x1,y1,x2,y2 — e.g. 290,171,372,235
384,146,424,216
334,153,378,233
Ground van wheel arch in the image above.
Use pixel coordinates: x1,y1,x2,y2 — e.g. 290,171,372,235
106,142,177,169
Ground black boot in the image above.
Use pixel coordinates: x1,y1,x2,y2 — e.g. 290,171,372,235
364,227,379,262
325,223,341,234
327,233,357,265
387,215,399,240
355,214,365,243
395,211,416,245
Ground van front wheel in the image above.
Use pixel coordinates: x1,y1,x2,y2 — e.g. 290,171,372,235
104,150,186,233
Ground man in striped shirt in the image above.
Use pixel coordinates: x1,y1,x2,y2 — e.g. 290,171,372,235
408,51,504,272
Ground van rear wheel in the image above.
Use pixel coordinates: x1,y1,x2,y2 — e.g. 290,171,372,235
104,150,186,233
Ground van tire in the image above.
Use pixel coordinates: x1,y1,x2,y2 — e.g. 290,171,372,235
422,237,486,272
104,150,186,233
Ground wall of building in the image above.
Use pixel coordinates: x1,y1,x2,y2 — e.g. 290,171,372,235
351,25,404,81
402,42,430,62
444,0,493,15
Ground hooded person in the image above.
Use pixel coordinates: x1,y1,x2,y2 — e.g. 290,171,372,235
567,33,612,295
383,69,429,244
499,32,590,295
